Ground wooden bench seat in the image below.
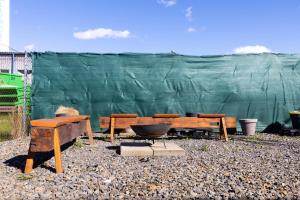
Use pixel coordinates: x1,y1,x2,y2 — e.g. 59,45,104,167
100,113,236,143
25,115,94,174
31,115,90,127
152,113,180,118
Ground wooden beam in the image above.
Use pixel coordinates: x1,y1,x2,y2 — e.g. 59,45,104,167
221,117,229,141
24,150,34,174
53,128,63,173
100,116,236,129
85,119,94,145
100,115,236,142
110,117,116,143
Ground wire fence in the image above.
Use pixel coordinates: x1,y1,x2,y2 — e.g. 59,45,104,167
0,52,32,140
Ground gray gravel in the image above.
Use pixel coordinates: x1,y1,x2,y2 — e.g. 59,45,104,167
0,133,300,199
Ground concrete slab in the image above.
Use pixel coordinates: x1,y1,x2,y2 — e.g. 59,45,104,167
151,142,185,156
120,142,153,156
120,142,185,157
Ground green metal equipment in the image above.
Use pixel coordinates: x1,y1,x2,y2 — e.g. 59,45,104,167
0,73,31,106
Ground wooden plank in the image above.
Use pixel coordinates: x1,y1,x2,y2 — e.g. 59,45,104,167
221,117,229,141
100,116,237,129
24,150,34,174
31,115,90,128
224,116,236,128
29,127,54,152
100,117,221,129
85,119,94,144
100,117,111,128
53,128,63,173
110,117,116,143
111,114,138,118
153,114,180,118
198,113,225,118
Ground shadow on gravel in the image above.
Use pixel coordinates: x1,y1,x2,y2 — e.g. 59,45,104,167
4,140,75,173
106,145,120,154
81,136,110,142
231,135,284,146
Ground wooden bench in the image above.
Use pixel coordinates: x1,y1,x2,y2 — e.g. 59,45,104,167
24,115,94,174
100,114,237,143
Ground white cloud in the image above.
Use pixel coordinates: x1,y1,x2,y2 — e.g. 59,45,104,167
187,27,196,32
158,0,176,7
73,28,130,40
24,44,35,51
233,45,272,54
185,7,193,21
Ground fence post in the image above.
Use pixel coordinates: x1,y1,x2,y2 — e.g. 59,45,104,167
23,52,28,136
10,52,15,74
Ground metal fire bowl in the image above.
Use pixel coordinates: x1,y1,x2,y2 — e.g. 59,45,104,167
131,124,171,138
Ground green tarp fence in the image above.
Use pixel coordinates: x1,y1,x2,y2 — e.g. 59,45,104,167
32,52,300,132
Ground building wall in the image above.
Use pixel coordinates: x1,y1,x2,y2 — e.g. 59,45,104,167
0,0,10,52
0,52,32,83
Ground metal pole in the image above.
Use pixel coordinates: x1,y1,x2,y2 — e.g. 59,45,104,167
10,53,15,74
23,52,28,135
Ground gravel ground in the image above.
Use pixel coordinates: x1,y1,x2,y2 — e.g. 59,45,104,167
0,133,300,199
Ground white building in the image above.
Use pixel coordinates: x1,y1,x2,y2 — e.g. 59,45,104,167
0,0,10,52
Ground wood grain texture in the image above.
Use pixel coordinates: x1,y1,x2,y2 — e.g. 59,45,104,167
100,116,236,129
24,151,34,174
31,115,90,128
198,113,225,118
110,117,116,143
53,128,63,173
25,115,92,174
111,114,138,118
101,117,221,129
153,114,180,118
85,119,94,144
101,115,234,142
221,117,229,141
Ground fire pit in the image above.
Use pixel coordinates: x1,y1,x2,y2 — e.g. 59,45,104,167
130,124,171,147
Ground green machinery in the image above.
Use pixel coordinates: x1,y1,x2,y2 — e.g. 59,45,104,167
0,73,31,107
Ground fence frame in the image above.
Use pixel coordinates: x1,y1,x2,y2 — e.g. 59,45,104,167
0,51,32,138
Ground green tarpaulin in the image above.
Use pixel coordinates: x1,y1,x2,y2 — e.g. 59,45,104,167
32,52,300,131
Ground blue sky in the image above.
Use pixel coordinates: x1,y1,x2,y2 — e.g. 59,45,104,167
10,0,300,55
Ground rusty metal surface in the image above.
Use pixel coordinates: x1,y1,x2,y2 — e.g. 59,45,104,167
131,124,171,138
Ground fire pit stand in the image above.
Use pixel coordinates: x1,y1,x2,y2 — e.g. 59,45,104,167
134,136,167,148
130,124,171,149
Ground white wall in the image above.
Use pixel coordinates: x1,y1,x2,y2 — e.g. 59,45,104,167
0,0,10,52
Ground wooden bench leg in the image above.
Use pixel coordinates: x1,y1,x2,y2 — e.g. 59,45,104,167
53,128,63,173
85,119,94,145
110,117,115,143
220,117,229,141
24,150,34,174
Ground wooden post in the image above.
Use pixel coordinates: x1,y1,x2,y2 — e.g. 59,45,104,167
53,128,63,173
221,117,229,141
24,150,34,174
110,117,115,143
85,119,94,144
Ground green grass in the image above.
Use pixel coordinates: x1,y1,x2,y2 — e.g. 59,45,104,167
0,113,12,142
200,144,209,152
73,139,83,148
15,173,33,181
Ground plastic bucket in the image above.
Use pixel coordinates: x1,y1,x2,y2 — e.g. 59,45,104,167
239,119,257,136
290,114,300,129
